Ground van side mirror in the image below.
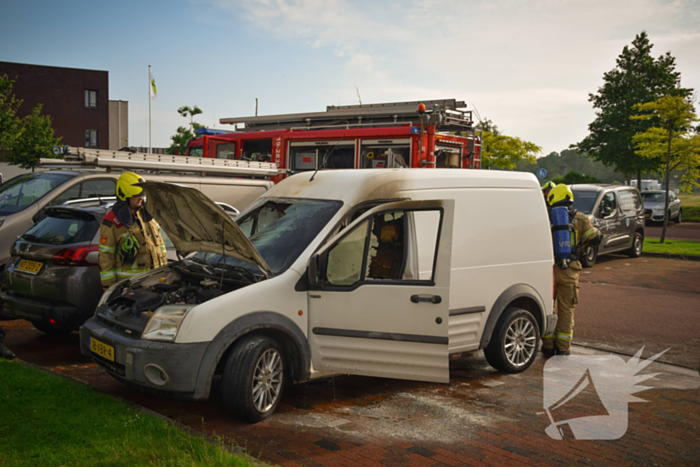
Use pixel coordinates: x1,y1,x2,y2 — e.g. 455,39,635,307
601,206,612,217
308,254,320,287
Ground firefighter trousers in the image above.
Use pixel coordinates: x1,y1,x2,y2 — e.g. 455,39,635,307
542,264,580,352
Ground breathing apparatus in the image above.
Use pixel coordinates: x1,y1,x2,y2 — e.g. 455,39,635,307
547,184,576,269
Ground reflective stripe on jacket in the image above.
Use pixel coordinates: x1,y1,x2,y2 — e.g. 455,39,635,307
98,208,167,288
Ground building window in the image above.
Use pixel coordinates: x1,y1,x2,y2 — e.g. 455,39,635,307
85,90,98,108
85,130,98,148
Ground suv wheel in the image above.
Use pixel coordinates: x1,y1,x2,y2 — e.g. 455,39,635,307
222,335,285,423
628,231,643,258
484,307,540,373
580,246,598,268
675,209,682,224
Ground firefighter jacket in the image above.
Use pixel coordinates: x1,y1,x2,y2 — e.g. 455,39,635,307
98,201,167,288
565,210,602,270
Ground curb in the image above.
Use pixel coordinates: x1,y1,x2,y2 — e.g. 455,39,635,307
643,251,700,261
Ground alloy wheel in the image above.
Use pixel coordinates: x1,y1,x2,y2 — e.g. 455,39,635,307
252,348,283,413
504,317,537,367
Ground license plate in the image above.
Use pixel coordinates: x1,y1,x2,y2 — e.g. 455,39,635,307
16,259,43,274
90,337,115,362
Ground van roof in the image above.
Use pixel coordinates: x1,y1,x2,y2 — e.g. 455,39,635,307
264,169,540,204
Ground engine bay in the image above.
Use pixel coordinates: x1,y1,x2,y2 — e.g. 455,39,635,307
96,258,258,333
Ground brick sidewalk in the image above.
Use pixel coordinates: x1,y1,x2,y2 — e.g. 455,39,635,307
50,347,698,467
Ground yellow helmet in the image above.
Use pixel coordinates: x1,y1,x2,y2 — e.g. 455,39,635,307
116,172,146,202
542,181,556,193
547,184,574,207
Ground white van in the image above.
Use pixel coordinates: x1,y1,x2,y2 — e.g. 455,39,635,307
80,169,555,422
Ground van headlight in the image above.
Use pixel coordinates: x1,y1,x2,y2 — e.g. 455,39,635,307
142,305,193,342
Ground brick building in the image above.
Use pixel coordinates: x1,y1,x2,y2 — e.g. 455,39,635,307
0,62,119,150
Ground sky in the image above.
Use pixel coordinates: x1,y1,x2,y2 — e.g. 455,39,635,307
1,0,699,156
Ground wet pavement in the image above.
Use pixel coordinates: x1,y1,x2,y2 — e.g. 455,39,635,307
2,254,700,466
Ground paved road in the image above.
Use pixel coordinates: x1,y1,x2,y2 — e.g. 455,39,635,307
645,221,700,242
2,254,700,466
576,254,700,369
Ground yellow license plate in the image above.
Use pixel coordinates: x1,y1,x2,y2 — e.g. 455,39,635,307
90,337,115,362
16,259,43,274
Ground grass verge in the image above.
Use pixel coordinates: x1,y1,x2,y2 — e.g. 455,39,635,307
644,238,700,256
0,359,256,467
679,194,700,222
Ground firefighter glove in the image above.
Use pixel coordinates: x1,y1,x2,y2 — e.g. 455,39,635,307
119,234,140,264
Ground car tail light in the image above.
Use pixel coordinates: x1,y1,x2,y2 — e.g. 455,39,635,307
53,245,99,267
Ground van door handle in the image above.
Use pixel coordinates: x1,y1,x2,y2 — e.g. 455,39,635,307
411,294,442,304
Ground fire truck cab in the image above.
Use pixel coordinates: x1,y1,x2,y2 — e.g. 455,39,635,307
186,99,481,184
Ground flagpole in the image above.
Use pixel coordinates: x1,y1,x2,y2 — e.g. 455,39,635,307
148,65,152,154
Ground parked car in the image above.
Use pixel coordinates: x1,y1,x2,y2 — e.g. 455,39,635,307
1,201,183,334
0,170,270,270
570,184,645,267
80,169,555,422
641,190,682,223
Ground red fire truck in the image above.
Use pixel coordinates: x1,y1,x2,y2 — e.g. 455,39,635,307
185,99,481,184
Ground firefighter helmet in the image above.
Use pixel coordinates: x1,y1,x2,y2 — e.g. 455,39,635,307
547,184,574,207
542,181,556,193
116,172,146,202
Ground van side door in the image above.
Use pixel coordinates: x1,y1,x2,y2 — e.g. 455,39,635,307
307,200,454,383
596,191,627,251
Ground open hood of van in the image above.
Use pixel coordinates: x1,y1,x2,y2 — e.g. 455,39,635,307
139,182,272,276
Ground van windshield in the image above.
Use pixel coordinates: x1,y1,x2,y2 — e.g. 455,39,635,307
195,198,342,276
571,191,599,215
0,173,73,216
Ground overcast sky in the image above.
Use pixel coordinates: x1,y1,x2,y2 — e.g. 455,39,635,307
1,0,699,156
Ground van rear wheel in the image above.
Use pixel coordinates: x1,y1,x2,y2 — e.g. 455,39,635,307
484,307,539,373
222,335,285,423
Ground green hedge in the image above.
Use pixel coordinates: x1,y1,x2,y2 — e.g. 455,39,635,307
683,205,700,222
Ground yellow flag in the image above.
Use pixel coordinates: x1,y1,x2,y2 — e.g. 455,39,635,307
150,71,157,101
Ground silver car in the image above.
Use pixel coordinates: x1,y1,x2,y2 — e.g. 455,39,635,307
0,171,118,269
641,190,682,223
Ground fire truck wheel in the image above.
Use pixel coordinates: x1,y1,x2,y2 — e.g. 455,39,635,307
484,307,540,374
222,334,285,423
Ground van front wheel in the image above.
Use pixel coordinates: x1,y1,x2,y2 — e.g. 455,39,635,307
484,307,539,373
222,335,285,423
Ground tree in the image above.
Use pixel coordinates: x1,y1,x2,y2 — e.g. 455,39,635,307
632,95,700,242
7,104,61,169
551,170,602,185
169,105,205,155
0,74,22,152
477,119,541,170
574,31,692,190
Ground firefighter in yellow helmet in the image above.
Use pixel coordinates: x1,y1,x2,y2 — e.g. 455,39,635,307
542,184,602,356
542,181,556,200
98,172,167,290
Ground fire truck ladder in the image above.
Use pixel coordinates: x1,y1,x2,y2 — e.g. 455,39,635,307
220,98,476,133
40,146,280,177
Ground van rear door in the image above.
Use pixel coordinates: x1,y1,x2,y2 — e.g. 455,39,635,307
308,199,454,383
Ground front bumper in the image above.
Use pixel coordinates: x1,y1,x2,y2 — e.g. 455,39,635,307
1,292,82,329
80,318,209,398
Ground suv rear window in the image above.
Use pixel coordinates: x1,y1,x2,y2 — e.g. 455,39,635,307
21,209,98,245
